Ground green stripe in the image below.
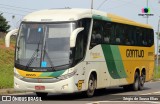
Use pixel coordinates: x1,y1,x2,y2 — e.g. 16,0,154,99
40,70,66,77
110,46,127,78
101,45,127,79
40,72,53,77
92,14,111,21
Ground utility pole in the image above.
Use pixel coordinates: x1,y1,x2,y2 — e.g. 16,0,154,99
146,0,148,24
12,15,15,29
91,0,94,14
156,17,160,77
91,0,93,9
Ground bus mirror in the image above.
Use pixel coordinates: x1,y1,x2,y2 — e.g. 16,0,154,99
70,27,84,47
5,29,18,47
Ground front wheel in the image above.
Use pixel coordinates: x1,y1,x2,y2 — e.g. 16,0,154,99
86,74,96,97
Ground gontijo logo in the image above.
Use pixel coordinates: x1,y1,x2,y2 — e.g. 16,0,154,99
141,7,150,13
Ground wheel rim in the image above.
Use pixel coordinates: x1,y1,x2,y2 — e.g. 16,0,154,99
87,76,95,96
89,80,94,91
134,75,139,90
140,76,145,87
135,78,139,88
88,80,95,92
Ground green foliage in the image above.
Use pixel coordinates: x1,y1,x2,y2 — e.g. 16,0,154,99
0,13,10,33
154,66,160,79
0,38,14,88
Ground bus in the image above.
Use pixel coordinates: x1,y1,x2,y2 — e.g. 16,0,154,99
6,8,154,97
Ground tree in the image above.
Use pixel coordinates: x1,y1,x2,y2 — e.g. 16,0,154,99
0,13,10,33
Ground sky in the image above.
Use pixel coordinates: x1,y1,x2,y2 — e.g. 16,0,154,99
0,0,160,52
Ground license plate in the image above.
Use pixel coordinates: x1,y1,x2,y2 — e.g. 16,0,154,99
35,86,45,90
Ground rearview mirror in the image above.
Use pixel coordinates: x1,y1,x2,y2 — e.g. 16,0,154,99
70,27,84,48
5,29,18,47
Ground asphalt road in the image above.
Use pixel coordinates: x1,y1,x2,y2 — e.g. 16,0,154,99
1,81,160,104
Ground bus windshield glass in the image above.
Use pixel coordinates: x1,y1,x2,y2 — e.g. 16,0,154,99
16,22,75,69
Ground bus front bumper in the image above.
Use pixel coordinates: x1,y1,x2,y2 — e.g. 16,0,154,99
14,76,77,94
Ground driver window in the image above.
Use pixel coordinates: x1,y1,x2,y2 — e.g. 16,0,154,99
90,20,103,48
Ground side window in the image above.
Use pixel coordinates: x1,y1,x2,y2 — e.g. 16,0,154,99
113,23,124,45
89,21,154,48
132,27,153,47
124,25,131,45
103,22,113,44
127,26,136,46
121,25,130,45
72,18,91,65
90,20,103,48
142,29,147,46
75,34,84,61
147,29,154,46
135,27,142,46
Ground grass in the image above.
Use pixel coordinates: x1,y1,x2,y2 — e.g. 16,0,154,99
153,66,160,79
0,36,15,89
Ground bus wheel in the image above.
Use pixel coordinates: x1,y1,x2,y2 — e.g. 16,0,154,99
86,74,96,97
131,72,139,91
36,92,48,98
139,73,145,90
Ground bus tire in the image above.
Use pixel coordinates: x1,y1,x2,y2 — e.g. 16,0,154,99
139,72,145,90
86,74,96,97
36,92,48,98
131,72,139,91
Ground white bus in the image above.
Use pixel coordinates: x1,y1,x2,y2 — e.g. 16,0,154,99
6,8,154,97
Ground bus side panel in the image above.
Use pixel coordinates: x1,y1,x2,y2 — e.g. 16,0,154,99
84,44,154,89
72,62,87,92
85,45,128,89
118,45,154,83
85,45,111,89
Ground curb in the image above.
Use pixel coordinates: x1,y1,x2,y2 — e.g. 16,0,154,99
151,78,160,82
0,88,15,95
0,88,30,95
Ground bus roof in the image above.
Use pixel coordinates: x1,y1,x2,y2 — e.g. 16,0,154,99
107,14,152,28
23,8,152,29
23,8,93,22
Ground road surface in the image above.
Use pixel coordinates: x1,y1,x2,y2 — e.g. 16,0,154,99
1,81,160,104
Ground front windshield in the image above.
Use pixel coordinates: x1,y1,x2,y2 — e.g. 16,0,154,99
16,22,75,69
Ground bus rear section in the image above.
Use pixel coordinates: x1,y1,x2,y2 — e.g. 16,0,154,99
88,16,154,92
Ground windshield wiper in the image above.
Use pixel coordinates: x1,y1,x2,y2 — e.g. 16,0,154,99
26,42,40,69
45,50,55,70
54,64,70,69
41,43,55,71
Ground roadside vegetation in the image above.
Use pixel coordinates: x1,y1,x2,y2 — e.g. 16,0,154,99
154,65,160,79
0,35,15,88
0,12,13,88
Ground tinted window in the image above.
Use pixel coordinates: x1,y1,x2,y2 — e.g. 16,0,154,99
90,20,104,48
90,19,154,49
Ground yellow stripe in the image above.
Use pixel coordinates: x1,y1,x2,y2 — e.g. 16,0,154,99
16,68,51,78
107,14,152,28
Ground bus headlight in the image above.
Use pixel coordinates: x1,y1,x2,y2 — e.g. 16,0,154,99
14,72,24,79
58,71,76,80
